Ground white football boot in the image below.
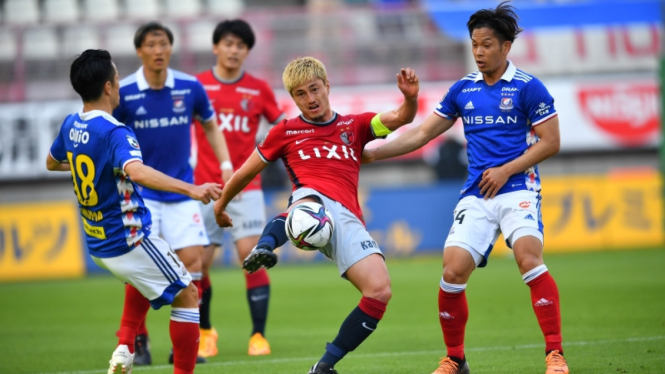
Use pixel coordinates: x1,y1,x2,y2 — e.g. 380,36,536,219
108,344,134,374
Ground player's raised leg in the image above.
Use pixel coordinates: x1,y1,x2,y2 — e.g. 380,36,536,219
432,246,474,374
512,235,568,374
309,254,390,374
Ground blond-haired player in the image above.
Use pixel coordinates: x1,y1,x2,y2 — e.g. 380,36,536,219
213,57,419,374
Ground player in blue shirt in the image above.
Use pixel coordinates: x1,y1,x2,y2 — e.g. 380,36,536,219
363,3,568,374
47,49,222,374
112,22,232,365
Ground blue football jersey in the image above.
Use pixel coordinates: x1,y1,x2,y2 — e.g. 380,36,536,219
435,61,557,198
50,110,152,258
113,67,215,202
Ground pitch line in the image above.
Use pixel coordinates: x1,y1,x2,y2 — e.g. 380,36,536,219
36,335,665,374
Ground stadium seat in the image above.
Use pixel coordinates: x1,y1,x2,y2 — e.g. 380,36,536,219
207,0,245,17
23,27,59,60
63,26,102,59
124,0,161,20
4,0,40,25
83,0,120,22
105,24,139,56
0,29,17,61
44,0,80,24
186,21,216,52
164,0,201,19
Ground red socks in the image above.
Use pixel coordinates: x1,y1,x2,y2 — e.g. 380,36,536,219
438,283,468,361
245,268,270,289
170,308,200,373
117,284,151,353
526,270,563,353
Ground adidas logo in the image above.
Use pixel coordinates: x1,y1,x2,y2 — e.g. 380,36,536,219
524,214,535,221
465,101,474,110
439,311,454,320
135,106,147,115
534,298,553,307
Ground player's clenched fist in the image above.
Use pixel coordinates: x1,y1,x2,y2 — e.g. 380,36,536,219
189,183,222,204
213,201,233,227
396,67,419,99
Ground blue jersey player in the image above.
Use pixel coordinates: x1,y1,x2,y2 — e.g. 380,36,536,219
112,22,232,365
46,49,222,374
364,3,568,374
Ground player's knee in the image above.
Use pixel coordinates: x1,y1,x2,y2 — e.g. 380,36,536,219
364,283,392,304
443,266,469,285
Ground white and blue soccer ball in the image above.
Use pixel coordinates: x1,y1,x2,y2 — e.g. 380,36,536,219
285,202,334,251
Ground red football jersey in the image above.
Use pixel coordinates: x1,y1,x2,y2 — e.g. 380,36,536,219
194,70,284,190
257,112,378,222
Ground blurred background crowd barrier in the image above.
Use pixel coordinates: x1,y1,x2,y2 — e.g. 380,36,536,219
0,0,662,280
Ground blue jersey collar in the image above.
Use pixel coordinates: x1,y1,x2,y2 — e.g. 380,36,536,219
78,108,123,125
136,66,175,91
474,60,516,83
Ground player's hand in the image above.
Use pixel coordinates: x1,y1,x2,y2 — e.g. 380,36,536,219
215,210,233,227
189,183,222,204
213,199,233,227
242,247,278,273
396,67,419,100
361,148,376,164
479,166,511,199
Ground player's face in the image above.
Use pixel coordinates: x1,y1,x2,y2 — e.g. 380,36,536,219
109,63,120,109
291,79,331,123
213,34,250,71
471,27,511,77
136,31,172,72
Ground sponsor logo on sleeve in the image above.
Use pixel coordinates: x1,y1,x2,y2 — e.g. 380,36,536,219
126,135,140,149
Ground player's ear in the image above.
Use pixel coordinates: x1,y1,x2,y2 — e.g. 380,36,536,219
502,40,512,55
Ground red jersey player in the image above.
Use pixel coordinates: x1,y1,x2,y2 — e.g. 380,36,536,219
192,19,285,358
213,57,419,374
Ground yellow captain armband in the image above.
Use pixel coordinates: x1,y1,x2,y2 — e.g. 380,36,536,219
371,113,392,138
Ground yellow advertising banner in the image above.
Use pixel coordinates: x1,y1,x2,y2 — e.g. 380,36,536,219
0,201,85,281
492,172,663,256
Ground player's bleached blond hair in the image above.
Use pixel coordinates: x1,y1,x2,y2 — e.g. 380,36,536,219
282,57,328,96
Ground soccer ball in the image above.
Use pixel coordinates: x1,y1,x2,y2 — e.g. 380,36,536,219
285,202,334,251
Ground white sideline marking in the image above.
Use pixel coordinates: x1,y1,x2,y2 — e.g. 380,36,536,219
36,335,665,374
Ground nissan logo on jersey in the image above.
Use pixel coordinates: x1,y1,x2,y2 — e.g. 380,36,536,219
134,116,190,128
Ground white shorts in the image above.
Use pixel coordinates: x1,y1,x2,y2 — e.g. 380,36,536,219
445,190,544,268
145,199,210,250
200,190,266,245
91,236,192,310
291,188,384,278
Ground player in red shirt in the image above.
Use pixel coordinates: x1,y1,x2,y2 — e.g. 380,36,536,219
193,19,285,357
213,57,419,374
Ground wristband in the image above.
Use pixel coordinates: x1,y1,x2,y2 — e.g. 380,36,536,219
220,161,233,171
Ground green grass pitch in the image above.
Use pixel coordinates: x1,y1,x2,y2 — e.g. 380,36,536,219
1,248,664,374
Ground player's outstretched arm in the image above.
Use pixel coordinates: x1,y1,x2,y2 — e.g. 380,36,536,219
378,68,420,131
363,112,456,164
214,150,268,227
201,118,234,183
124,161,222,204
479,116,560,199
45,154,71,172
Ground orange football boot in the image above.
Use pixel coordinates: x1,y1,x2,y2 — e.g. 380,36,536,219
545,350,569,374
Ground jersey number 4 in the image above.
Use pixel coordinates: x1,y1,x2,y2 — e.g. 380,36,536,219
67,151,99,206
455,209,467,224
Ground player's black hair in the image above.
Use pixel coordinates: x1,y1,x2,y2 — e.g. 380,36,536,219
212,19,255,49
467,1,523,43
134,22,174,49
70,49,116,102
